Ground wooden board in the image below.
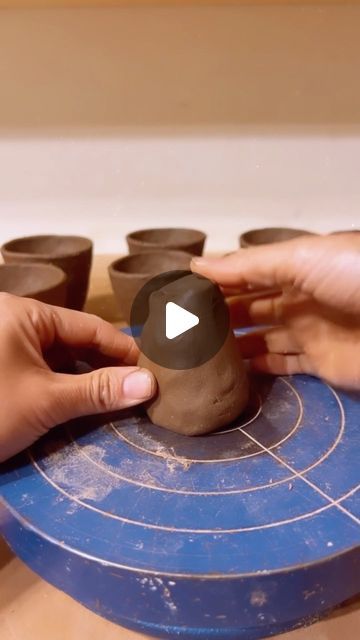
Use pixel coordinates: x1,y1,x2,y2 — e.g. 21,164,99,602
0,0,356,8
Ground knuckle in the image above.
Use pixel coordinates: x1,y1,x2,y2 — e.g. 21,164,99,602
0,293,51,340
0,292,27,328
92,319,105,347
84,314,110,349
89,370,117,411
29,304,52,340
0,291,18,315
0,291,14,305
272,298,283,322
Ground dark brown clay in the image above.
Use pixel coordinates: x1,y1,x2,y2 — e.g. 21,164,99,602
1,235,93,310
126,228,206,256
137,273,249,435
139,332,249,435
108,250,192,324
0,263,67,306
239,227,312,248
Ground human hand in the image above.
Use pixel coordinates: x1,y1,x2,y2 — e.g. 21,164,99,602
0,294,156,462
192,232,360,390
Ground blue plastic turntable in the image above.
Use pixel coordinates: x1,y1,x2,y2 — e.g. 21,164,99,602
0,341,359,639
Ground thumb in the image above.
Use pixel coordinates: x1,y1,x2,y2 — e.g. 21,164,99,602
49,366,156,424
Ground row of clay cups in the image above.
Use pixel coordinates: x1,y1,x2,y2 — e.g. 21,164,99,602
0,235,93,310
126,226,311,252
0,227,311,316
108,226,311,324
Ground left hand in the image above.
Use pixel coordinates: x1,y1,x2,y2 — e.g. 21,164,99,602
0,294,156,462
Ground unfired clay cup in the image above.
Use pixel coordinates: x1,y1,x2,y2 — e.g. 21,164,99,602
0,263,67,306
108,250,192,324
239,227,312,248
126,228,206,256
1,235,93,310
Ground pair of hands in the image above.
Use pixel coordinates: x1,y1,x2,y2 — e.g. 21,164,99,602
1,232,359,462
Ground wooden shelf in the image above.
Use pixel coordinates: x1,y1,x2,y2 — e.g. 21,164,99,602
0,0,354,8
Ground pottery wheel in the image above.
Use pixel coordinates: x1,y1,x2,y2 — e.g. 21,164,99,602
1,354,359,639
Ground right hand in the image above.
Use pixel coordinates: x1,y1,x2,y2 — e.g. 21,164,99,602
191,232,360,390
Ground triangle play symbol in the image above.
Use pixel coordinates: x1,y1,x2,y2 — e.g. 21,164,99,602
165,302,200,340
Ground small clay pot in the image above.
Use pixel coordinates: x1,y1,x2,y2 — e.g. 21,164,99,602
108,250,192,324
1,235,93,310
126,228,206,256
0,263,67,306
239,227,312,248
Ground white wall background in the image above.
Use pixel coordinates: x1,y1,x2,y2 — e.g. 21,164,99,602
0,4,359,253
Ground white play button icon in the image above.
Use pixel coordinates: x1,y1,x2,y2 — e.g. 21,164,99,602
165,301,199,340
130,271,230,369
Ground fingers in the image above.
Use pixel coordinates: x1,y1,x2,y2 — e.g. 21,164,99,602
191,235,327,291
191,243,299,290
0,295,138,366
44,345,126,374
262,327,301,354
69,347,131,371
49,366,157,424
222,285,281,298
251,353,313,376
38,304,139,365
236,328,312,376
192,233,360,314
229,292,284,327
236,327,301,359
235,332,268,359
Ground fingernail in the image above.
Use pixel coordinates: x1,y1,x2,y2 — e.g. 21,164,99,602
123,370,154,399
